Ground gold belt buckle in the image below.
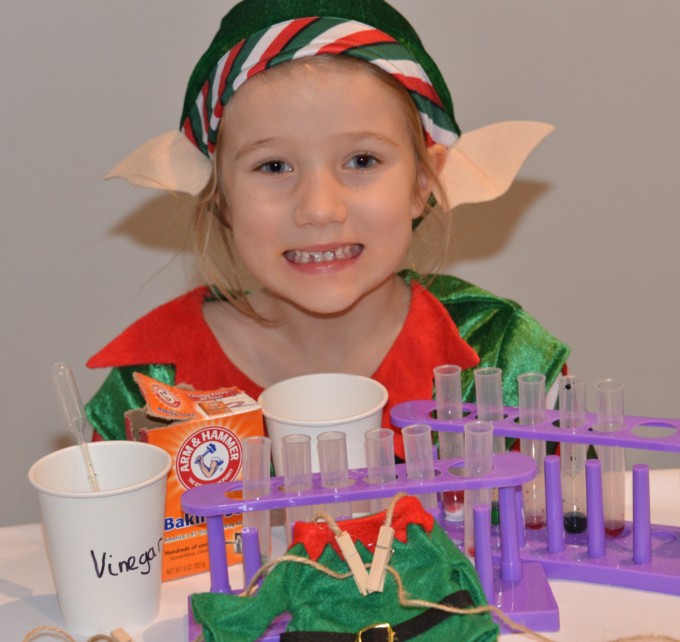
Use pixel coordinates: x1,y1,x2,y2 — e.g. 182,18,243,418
355,622,395,642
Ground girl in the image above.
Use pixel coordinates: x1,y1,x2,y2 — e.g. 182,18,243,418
86,0,569,460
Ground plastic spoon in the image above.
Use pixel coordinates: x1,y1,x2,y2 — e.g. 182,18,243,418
51,362,100,491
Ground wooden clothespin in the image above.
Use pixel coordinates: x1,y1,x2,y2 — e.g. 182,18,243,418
366,524,394,593
111,628,134,642
335,530,370,595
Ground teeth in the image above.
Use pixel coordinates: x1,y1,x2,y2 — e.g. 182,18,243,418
285,244,362,264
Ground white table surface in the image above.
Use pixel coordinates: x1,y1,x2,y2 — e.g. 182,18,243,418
3,469,680,642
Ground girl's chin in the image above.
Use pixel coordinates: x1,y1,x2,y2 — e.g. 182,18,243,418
264,274,403,318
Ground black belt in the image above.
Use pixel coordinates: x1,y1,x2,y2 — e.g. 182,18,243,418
280,590,474,642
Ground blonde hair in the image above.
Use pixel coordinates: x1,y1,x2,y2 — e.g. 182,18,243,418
191,55,450,319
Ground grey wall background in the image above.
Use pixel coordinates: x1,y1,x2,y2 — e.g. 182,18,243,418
3,1,679,526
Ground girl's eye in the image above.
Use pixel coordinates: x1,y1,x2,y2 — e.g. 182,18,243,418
346,153,379,170
258,160,292,174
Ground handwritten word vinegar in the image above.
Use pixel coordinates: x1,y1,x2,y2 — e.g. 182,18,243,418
90,537,163,578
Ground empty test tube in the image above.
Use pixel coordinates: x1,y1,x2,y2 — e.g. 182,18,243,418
518,373,547,530
242,436,272,563
317,431,352,520
434,364,465,521
364,428,397,513
474,367,505,449
282,434,314,544
559,376,588,534
464,420,494,557
595,378,625,537
474,367,504,522
402,423,437,511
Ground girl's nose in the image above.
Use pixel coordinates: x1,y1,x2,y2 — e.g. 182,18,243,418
293,169,348,227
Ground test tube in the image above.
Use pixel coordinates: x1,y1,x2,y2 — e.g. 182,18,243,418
518,373,547,530
402,423,437,511
282,434,313,544
464,420,494,557
474,367,505,523
559,376,588,534
595,378,625,537
317,431,352,520
475,367,505,426
364,428,396,513
242,436,272,564
434,364,465,522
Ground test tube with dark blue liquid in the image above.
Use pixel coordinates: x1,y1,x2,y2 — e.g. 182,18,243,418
559,376,588,534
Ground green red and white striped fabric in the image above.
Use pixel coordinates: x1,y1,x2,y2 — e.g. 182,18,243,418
181,17,459,159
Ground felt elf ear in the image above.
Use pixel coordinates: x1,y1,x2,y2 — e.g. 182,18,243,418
105,130,212,195
106,120,554,208
435,121,555,211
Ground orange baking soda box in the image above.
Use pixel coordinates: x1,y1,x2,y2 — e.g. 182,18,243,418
125,372,264,581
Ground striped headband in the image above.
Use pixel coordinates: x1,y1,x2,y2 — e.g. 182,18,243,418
180,16,460,160
108,0,554,210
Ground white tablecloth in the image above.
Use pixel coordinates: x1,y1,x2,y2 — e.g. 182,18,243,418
3,470,680,641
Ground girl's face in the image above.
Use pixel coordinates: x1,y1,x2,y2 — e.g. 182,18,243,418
217,60,444,316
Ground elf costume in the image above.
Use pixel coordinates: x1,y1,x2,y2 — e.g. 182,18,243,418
86,0,570,453
86,272,568,460
86,0,569,637
191,495,499,642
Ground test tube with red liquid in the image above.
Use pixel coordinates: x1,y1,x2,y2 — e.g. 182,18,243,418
595,378,626,537
434,364,465,522
518,373,547,530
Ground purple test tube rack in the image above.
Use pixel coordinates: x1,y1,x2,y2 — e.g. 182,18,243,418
392,401,680,596
182,450,559,640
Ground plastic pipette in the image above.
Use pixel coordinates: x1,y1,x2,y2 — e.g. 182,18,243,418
51,362,100,492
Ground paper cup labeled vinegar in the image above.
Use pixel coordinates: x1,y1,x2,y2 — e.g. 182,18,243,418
258,373,388,475
28,441,171,635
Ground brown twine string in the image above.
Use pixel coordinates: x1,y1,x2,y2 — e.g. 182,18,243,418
22,626,77,642
234,493,680,642
22,626,120,642
49,499,678,642
383,492,406,527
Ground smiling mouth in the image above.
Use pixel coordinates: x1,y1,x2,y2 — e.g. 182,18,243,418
283,244,363,264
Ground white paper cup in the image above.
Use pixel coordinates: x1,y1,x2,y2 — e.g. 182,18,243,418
258,373,388,474
28,441,171,635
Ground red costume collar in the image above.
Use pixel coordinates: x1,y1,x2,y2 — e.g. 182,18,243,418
291,495,435,561
87,281,479,458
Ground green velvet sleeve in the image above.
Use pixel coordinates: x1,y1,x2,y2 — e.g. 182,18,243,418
402,270,570,404
85,364,176,440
